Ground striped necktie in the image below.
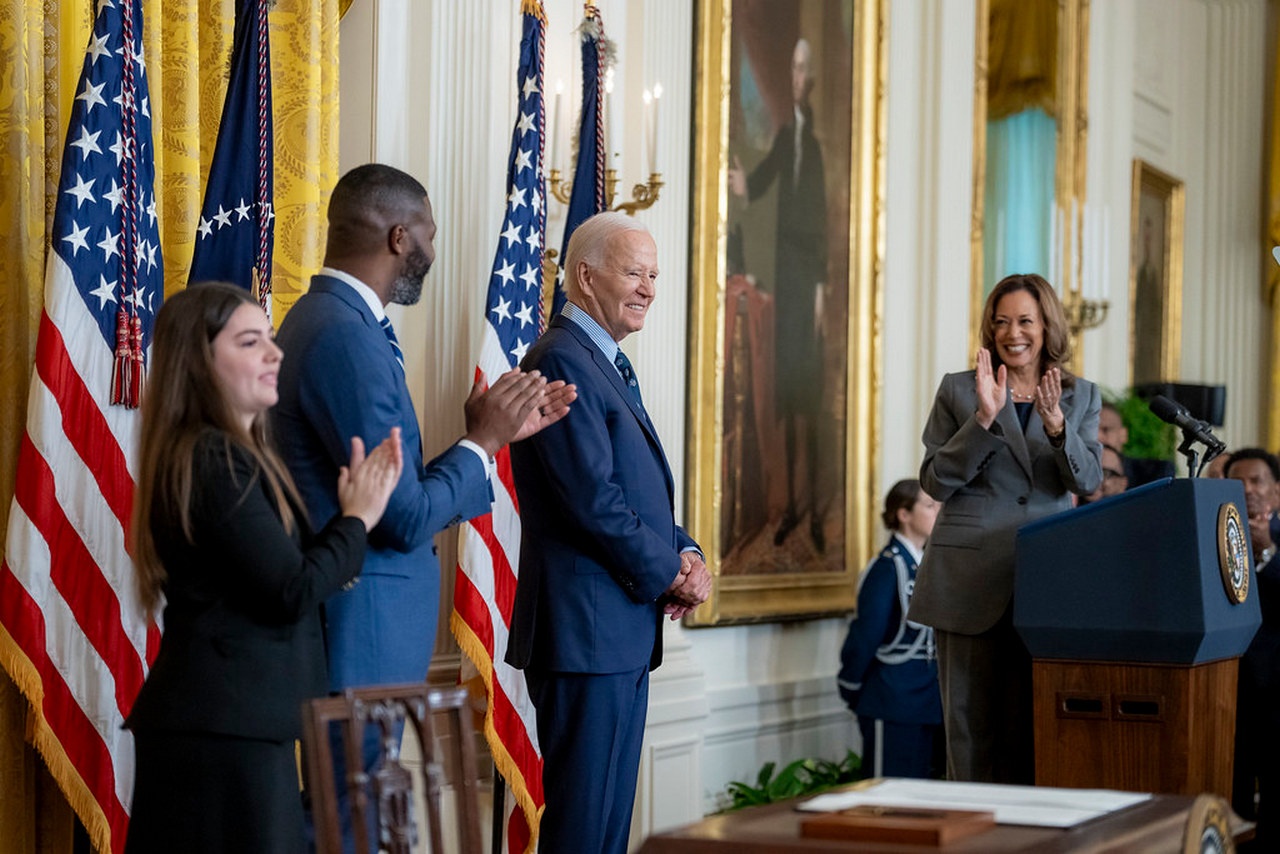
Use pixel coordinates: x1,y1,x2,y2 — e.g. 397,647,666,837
379,315,405,372
614,349,644,408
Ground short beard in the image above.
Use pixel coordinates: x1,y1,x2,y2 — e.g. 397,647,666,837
389,274,423,306
389,247,431,306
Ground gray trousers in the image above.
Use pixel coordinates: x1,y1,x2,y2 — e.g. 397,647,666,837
935,613,1035,784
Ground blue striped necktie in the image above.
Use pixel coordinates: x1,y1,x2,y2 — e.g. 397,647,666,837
614,350,644,408
379,315,405,372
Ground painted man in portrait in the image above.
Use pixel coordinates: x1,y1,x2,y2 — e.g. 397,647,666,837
728,36,829,552
1133,213,1163,385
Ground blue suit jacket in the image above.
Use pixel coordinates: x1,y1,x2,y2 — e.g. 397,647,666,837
272,274,491,690
506,316,696,674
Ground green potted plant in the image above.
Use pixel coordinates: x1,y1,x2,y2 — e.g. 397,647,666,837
719,751,862,812
1108,388,1177,461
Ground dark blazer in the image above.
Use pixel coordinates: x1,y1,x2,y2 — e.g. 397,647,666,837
910,370,1102,635
1242,556,1280,706
125,430,365,742
273,274,491,690
506,315,697,674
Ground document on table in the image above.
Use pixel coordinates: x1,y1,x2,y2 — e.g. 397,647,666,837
797,779,1151,829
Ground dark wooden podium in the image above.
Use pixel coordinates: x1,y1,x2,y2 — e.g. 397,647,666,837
1014,478,1261,799
1031,658,1237,796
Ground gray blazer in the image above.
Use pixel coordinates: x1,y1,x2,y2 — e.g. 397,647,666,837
909,370,1102,635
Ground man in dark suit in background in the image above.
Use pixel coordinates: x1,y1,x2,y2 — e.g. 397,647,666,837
728,36,829,551
272,163,572,844
506,212,711,854
1226,448,1280,849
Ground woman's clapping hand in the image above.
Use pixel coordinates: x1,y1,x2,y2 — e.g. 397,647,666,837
337,427,403,532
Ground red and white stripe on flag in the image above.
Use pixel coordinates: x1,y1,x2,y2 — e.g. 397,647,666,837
450,2,547,851
0,1,164,851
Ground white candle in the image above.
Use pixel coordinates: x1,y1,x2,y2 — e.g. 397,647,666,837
651,82,662,174
1089,205,1102,299
1049,205,1060,284
604,70,617,166
995,209,1005,280
551,79,564,170
1059,206,1066,283
1080,204,1091,299
1101,206,1111,299
643,89,654,176
1071,198,1081,294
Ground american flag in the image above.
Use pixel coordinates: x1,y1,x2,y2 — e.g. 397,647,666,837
549,5,610,318
0,0,162,852
188,0,274,315
450,2,546,852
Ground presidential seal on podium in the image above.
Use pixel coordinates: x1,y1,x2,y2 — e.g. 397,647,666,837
1217,503,1250,605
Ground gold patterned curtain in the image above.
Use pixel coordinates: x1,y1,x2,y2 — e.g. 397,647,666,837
986,0,1058,121
0,0,339,850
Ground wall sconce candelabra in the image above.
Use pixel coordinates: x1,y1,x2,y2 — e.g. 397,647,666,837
1051,201,1112,339
1063,289,1109,337
546,74,664,217
548,168,664,216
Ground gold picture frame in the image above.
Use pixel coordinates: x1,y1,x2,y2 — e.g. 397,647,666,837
685,0,885,625
1128,159,1184,386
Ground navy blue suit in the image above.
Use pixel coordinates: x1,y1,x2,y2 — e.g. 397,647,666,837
274,274,491,689
273,274,491,848
507,313,696,853
1235,554,1280,845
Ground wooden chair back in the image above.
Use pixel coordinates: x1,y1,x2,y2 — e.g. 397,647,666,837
302,684,484,854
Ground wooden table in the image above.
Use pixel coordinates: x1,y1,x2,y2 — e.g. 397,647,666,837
640,789,1251,853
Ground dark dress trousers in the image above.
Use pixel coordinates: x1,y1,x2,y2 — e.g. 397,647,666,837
507,315,697,854
909,370,1101,784
124,430,366,854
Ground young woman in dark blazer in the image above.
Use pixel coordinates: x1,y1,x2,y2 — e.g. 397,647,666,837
124,282,401,853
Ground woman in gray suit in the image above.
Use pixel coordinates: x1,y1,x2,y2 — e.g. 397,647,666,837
909,273,1102,784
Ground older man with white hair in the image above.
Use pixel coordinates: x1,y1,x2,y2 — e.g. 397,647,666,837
506,212,711,854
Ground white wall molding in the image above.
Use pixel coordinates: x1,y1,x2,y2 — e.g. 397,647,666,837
1079,0,1136,389
1132,93,1173,156
1171,0,1266,445
882,0,978,492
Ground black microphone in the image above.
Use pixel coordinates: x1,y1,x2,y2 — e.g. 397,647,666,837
1148,394,1226,454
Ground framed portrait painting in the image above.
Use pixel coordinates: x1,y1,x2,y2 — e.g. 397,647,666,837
685,0,885,625
1128,160,1184,386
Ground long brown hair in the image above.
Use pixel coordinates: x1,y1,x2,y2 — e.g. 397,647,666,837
132,282,303,614
979,273,1075,386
